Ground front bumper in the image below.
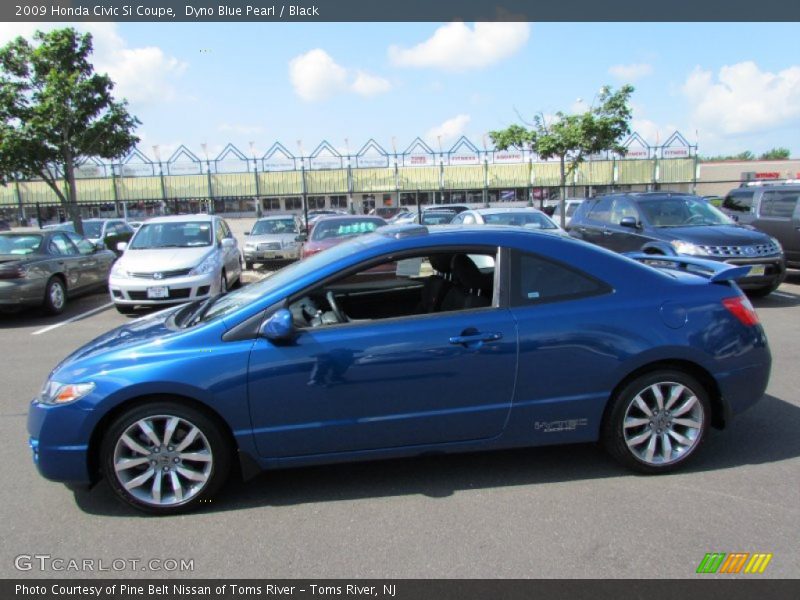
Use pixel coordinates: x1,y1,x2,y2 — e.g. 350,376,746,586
109,271,220,306
243,245,301,262
28,400,94,485
720,255,786,290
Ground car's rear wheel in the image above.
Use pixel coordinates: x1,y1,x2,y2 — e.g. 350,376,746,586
245,260,253,271
43,276,66,315
602,370,710,473
100,402,231,514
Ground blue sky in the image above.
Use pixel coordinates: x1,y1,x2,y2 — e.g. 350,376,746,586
3,22,800,159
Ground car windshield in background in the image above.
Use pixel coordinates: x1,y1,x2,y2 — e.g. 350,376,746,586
252,219,298,235
421,212,455,225
483,212,558,229
311,219,384,241
54,222,103,238
130,222,212,249
0,234,42,254
566,204,580,217
637,197,734,227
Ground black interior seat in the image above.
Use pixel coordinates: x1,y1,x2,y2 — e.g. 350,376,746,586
440,255,491,311
419,253,454,313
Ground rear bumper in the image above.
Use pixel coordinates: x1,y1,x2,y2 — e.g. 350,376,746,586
715,358,771,425
0,279,46,306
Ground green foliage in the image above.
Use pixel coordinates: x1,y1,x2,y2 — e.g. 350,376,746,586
759,147,791,160
489,85,634,225
0,28,140,233
700,151,755,161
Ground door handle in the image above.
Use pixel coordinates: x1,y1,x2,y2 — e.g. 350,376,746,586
449,332,503,345
602,230,613,236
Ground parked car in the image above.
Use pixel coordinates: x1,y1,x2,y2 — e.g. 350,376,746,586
0,230,115,314
27,224,771,514
108,214,242,314
301,215,387,259
0,219,11,232
451,207,564,234
721,187,758,221
568,192,786,296
369,206,405,219
726,184,799,269
243,214,304,270
49,219,134,255
302,210,347,230
127,221,145,231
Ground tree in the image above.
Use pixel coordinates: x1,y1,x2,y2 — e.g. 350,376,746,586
700,151,755,161
490,85,634,227
0,28,139,234
759,147,791,161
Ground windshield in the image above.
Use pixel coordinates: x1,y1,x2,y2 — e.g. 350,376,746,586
130,222,213,249
198,237,376,323
0,234,42,255
566,203,580,217
483,212,558,229
637,197,734,227
81,222,104,238
251,218,298,235
421,212,455,225
311,218,384,241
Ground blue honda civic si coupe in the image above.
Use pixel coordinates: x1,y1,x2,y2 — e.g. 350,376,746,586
28,225,771,514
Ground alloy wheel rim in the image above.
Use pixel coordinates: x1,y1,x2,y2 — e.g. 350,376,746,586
622,381,704,466
113,415,213,507
50,283,65,309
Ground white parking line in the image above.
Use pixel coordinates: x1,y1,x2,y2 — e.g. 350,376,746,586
31,302,114,336
771,292,796,299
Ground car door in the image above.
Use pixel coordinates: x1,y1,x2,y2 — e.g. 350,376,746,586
247,248,518,458
65,232,104,287
571,197,612,248
217,219,239,275
604,198,648,253
47,233,84,291
753,189,800,264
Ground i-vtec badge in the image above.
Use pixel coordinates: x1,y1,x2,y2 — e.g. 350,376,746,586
535,418,588,433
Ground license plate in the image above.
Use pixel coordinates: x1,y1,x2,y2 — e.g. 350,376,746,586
748,265,766,277
146,286,169,299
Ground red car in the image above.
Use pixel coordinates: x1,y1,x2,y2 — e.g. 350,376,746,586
301,215,387,259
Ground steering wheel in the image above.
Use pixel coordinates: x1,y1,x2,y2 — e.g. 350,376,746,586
326,291,348,323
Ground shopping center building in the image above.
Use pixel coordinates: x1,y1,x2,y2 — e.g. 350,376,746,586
1,132,796,223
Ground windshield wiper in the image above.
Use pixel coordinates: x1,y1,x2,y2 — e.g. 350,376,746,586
182,295,221,328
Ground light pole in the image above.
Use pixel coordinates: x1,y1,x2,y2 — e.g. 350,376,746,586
297,140,308,231
200,143,213,214
250,141,262,217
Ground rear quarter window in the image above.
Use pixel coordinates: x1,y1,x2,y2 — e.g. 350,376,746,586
510,251,611,306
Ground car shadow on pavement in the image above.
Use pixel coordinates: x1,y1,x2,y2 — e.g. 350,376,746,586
72,393,800,517
0,291,111,329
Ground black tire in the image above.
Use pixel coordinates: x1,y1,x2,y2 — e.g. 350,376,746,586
100,401,232,515
115,304,138,315
602,369,711,474
220,270,228,294
745,281,780,298
245,260,253,271
43,276,67,315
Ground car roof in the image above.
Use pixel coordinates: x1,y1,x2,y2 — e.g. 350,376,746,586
142,214,217,224
469,207,547,215
256,214,297,220
314,215,386,222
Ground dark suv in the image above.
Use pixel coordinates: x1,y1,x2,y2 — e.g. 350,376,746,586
726,184,799,269
568,192,786,296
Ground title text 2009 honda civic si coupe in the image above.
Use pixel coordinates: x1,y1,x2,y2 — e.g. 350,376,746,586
28,225,770,514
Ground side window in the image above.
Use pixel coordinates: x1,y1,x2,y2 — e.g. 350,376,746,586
610,198,639,224
723,192,754,213
220,220,233,238
288,249,498,328
587,197,613,224
450,213,465,225
214,220,224,242
759,191,799,219
66,232,95,255
49,233,79,256
510,251,610,306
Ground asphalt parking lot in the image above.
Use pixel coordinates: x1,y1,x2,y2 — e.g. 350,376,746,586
0,271,798,579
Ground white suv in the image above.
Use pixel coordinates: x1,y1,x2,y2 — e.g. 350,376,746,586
109,214,242,314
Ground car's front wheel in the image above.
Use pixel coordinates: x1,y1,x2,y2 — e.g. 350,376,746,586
746,281,780,298
100,402,231,514
602,370,710,473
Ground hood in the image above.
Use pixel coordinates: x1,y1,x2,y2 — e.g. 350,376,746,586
651,225,773,246
245,233,299,244
50,307,182,382
118,246,213,271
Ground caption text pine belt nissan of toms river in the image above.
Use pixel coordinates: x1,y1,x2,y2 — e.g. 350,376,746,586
28,225,770,514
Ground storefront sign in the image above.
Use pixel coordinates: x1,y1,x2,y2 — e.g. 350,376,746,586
449,152,480,165
493,151,524,163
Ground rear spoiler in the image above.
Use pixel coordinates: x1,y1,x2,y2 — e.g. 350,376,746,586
624,253,751,283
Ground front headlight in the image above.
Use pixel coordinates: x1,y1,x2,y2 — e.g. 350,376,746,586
770,237,783,253
37,381,95,405
670,240,707,256
110,262,129,278
189,253,219,276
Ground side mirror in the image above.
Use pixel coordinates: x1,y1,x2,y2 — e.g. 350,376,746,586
94,241,106,252
244,231,250,236
221,238,236,248
619,216,639,229
260,308,296,342
295,233,308,242
116,241,128,253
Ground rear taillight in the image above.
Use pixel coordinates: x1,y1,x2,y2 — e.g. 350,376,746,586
0,264,26,279
722,296,759,326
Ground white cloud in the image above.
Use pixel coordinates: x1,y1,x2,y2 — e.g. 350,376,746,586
609,63,653,81
351,71,392,97
0,23,187,105
389,22,530,71
426,114,471,145
683,61,800,136
289,49,391,101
